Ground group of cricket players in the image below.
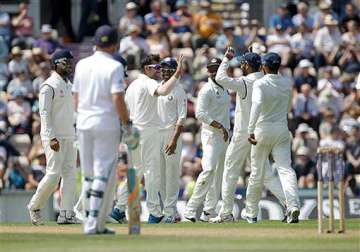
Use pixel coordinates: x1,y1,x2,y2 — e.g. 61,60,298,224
26,24,300,235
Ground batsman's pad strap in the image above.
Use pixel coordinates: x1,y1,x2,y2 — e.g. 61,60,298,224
86,189,91,198
89,210,99,217
89,189,104,198
94,176,108,182
84,176,93,182
85,211,89,217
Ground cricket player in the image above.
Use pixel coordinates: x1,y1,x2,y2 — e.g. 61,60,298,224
244,52,300,223
158,57,187,223
27,49,77,225
184,58,230,222
209,48,286,223
110,54,184,224
73,25,136,234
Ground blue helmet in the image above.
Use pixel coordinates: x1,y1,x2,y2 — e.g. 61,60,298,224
160,57,177,69
261,52,281,69
239,52,262,71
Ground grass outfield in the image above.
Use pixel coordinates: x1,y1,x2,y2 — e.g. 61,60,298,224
1,219,359,252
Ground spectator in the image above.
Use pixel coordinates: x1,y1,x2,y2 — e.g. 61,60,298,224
337,43,360,74
0,5,11,44
33,24,60,56
269,3,294,33
244,19,266,47
319,108,336,139
146,26,170,57
26,149,46,190
340,3,360,32
193,0,222,48
11,2,34,48
293,84,320,130
314,15,341,67
314,1,338,30
294,59,317,91
0,98,7,123
0,53,9,90
168,0,192,48
317,66,342,92
32,61,51,95
118,2,144,35
8,46,28,76
318,88,343,120
215,21,245,58
144,0,169,35
319,126,345,150
27,47,48,78
7,70,33,100
292,123,318,161
341,20,360,46
290,23,315,62
293,146,316,188
266,24,291,66
5,156,29,190
345,124,360,195
292,2,314,30
120,25,150,68
7,90,31,134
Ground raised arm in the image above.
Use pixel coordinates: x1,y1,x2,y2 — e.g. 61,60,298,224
155,55,184,96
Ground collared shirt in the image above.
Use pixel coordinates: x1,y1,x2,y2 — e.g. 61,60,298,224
216,57,263,134
293,94,320,117
314,27,341,52
196,78,230,133
248,74,292,133
73,51,125,131
125,74,160,130
157,82,187,130
39,71,75,140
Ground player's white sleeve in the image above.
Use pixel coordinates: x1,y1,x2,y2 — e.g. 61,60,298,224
146,79,161,96
72,64,80,93
195,88,214,125
39,85,56,139
248,82,263,134
111,65,125,94
176,87,187,126
215,57,246,95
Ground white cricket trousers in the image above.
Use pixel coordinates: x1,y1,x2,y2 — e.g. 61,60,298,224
220,132,286,216
245,126,300,218
115,128,162,217
78,129,120,234
159,128,182,217
28,139,76,212
185,129,228,216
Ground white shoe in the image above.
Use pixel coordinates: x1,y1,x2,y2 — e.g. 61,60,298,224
209,214,235,223
287,208,300,224
199,211,217,222
74,208,84,222
240,208,257,224
28,206,44,226
57,210,81,224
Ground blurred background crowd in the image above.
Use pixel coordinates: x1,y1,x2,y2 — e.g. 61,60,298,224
0,0,359,202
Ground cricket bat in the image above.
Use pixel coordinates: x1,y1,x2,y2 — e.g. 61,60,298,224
127,150,141,235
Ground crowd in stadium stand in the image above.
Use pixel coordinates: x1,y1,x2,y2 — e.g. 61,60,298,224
0,1,359,199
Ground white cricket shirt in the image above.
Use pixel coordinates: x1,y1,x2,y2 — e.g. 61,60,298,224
72,51,125,131
157,81,187,130
125,74,161,130
196,78,230,133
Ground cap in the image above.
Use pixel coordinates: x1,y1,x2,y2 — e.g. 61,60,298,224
94,25,118,47
239,52,262,70
319,1,331,10
324,15,338,25
32,47,43,55
126,2,137,10
298,59,313,68
160,57,178,69
296,146,310,156
223,21,235,30
13,89,25,98
11,46,22,55
200,0,211,8
207,58,222,68
41,24,52,33
261,52,281,68
112,53,128,77
176,0,187,8
51,49,73,65
297,123,310,133
127,24,140,34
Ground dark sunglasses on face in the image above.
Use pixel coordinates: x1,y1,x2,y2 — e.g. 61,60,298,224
147,64,161,71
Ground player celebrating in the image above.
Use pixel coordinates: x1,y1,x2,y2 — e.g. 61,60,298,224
27,49,77,225
111,54,184,224
158,57,187,223
209,48,286,223
73,25,135,235
244,52,300,223
184,58,230,222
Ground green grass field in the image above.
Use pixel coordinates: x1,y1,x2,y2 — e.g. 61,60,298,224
1,219,359,252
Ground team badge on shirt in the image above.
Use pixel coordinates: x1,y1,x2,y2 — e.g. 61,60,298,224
167,95,174,101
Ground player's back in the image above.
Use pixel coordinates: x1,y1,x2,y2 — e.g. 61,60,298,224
73,51,124,131
255,74,292,129
125,74,160,130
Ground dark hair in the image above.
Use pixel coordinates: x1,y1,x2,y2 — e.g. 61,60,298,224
141,54,160,70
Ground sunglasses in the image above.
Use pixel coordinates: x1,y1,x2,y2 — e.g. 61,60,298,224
147,64,161,70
